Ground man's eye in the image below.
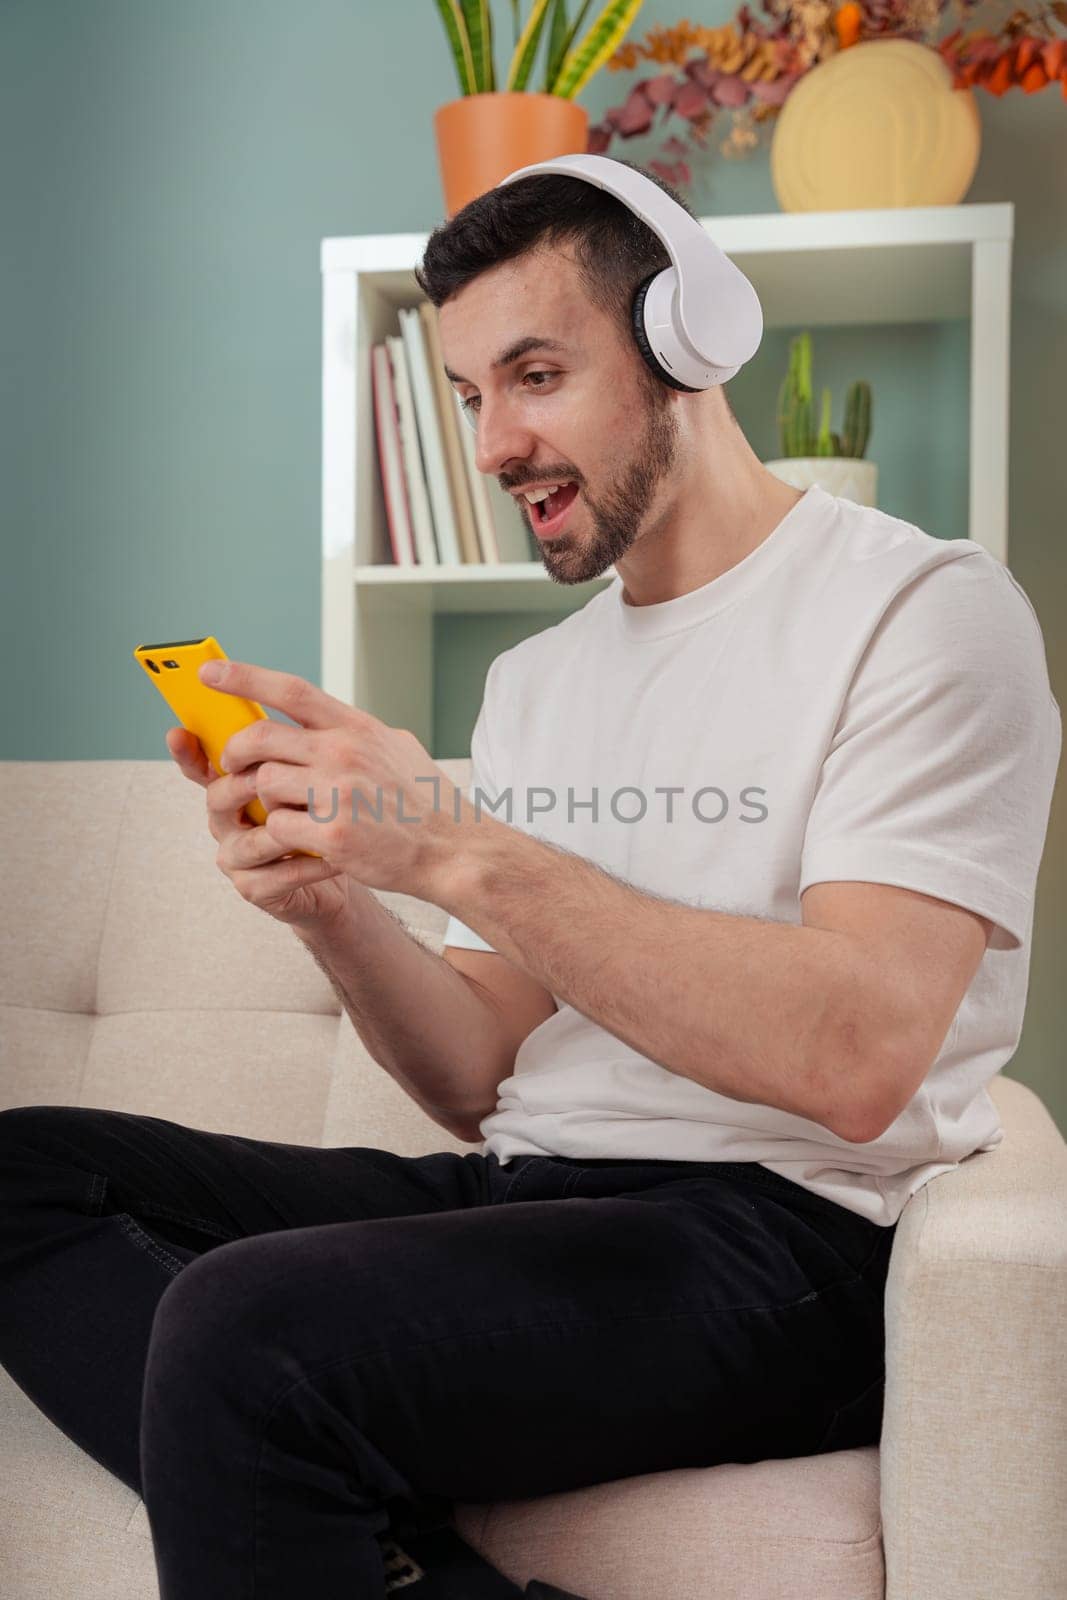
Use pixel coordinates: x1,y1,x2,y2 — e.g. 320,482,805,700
458,371,555,416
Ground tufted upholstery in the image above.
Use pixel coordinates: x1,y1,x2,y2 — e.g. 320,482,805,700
1,759,1065,1600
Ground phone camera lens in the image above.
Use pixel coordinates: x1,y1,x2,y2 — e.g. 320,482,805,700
163,660,180,669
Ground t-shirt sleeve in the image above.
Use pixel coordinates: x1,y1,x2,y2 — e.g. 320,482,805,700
799,555,1062,952
443,660,502,954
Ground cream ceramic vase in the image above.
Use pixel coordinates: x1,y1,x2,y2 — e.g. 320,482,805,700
764,457,878,506
770,40,981,212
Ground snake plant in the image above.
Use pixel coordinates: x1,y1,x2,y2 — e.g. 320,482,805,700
434,0,646,99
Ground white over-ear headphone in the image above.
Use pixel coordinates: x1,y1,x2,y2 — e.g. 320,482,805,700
495,153,763,393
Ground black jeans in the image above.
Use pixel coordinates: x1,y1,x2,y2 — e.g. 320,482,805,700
0,1103,896,1600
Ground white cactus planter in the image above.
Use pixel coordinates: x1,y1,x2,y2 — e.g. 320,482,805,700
764,457,878,507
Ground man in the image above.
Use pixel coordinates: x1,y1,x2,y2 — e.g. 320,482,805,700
0,163,1060,1600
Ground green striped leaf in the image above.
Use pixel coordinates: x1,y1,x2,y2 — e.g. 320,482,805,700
434,0,478,95
506,0,554,91
553,0,645,100
460,0,494,92
505,0,556,91
546,0,592,92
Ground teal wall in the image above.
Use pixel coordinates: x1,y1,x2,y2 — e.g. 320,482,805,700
2,2,1063,1130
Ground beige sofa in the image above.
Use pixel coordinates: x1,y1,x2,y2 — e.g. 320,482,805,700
2,757,1066,1600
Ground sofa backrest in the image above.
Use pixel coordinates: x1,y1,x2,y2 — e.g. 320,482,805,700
3,759,1064,1184
0,759,474,1155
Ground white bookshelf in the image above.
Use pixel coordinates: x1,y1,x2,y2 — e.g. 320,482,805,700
321,202,1013,747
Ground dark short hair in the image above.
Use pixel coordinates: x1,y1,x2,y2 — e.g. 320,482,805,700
414,159,736,420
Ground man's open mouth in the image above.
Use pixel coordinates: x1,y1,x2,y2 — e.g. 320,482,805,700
523,482,580,539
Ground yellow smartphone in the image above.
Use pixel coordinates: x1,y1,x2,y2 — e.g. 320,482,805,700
133,635,321,859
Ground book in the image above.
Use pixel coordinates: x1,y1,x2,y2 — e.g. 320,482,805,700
399,306,462,565
370,342,415,566
386,333,438,566
418,301,482,564
412,324,543,569
454,390,500,563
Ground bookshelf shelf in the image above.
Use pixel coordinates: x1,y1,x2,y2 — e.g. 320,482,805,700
323,201,1013,753
355,561,615,613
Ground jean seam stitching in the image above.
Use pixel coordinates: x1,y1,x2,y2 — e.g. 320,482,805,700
135,1200,239,1242
86,1171,107,1215
114,1211,186,1277
249,1281,865,1589
500,1158,543,1205
255,1280,868,1428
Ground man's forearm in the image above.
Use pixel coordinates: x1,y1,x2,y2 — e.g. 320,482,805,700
437,816,899,1144
290,890,511,1132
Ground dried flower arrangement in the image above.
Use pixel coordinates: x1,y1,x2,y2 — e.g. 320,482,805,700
589,3,1067,191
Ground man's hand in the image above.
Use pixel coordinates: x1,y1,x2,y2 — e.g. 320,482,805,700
165,725,356,931
202,659,471,900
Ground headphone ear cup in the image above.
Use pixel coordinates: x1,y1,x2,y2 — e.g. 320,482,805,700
631,271,701,394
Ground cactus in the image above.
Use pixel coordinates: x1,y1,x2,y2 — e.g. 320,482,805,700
776,332,871,459
841,378,871,458
815,387,834,456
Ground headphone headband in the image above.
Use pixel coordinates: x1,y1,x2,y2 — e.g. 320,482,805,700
495,153,763,391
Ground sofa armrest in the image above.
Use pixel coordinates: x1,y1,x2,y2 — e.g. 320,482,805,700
880,1075,1067,1600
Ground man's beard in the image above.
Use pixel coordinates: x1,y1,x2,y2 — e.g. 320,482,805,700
535,377,680,585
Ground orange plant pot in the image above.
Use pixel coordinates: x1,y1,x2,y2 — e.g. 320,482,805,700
434,92,590,219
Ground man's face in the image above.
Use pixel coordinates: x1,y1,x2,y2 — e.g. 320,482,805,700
438,247,681,584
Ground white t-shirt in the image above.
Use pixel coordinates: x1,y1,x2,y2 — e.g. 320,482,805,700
443,484,1062,1226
